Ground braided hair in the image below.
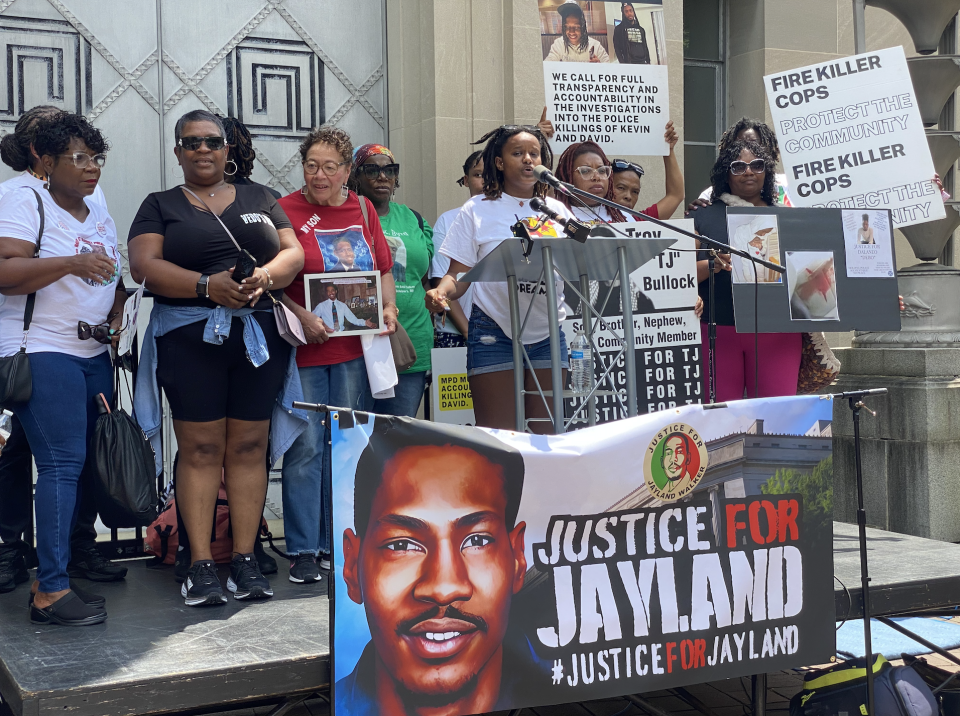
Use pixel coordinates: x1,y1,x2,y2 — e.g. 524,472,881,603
554,141,626,222
562,6,590,52
0,105,59,172
718,117,780,164
222,116,256,180
710,139,777,206
473,125,552,201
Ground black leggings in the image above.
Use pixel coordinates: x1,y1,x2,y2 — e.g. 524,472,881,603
156,312,290,423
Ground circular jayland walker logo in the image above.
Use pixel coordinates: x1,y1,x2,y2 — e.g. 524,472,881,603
643,422,708,501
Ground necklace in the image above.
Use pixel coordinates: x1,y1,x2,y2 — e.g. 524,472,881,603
28,167,45,181
188,181,229,198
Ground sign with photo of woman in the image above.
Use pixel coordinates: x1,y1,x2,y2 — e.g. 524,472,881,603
538,0,670,155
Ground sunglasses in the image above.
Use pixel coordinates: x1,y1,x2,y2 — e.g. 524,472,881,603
304,160,349,177
730,159,766,176
612,159,645,177
357,163,400,180
78,321,119,345
574,165,612,179
61,152,107,169
178,136,227,151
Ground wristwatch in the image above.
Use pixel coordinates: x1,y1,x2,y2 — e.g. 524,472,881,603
196,274,210,299
384,301,399,316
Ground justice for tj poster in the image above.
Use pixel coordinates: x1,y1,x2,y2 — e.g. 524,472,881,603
330,395,836,715
539,0,671,155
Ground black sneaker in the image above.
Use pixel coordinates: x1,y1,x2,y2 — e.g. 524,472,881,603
67,542,128,582
227,553,273,600
174,545,191,584
318,554,332,571
0,541,29,594
289,553,321,583
181,560,227,607
254,538,278,575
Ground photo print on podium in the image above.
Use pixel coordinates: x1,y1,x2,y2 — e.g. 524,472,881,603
726,214,783,284
538,0,670,155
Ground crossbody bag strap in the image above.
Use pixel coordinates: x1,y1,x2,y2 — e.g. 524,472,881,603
180,186,243,252
354,193,377,271
21,188,45,334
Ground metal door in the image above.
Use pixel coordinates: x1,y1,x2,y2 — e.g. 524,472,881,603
0,0,387,242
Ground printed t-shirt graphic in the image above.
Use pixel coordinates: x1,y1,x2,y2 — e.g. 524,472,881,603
315,226,374,272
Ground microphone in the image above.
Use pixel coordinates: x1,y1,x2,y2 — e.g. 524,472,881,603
529,197,590,243
533,165,570,194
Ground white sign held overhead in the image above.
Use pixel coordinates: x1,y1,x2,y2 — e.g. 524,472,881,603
539,1,670,156
764,46,945,228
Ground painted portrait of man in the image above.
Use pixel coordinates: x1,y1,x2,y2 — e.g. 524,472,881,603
660,431,695,483
337,420,530,716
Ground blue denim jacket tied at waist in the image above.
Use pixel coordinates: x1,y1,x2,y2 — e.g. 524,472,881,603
134,302,309,475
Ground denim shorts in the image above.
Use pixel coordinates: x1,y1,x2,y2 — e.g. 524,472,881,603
466,306,568,377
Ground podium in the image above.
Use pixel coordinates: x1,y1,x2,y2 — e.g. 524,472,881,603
462,236,675,433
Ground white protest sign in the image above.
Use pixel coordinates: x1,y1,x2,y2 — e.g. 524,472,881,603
430,347,475,425
117,283,144,356
764,46,944,228
539,1,670,156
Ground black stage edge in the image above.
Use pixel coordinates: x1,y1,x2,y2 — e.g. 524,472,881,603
834,522,960,620
3,525,960,716
0,560,329,716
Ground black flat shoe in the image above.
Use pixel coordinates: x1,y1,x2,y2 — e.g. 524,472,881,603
28,582,105,608
30,591,106,626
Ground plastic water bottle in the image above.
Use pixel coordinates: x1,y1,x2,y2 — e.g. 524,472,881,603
569,331,592,395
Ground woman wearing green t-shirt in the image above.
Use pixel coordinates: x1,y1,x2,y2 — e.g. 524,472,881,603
350,144,434,417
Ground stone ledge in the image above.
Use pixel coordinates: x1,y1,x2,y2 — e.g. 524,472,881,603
834,347,960,378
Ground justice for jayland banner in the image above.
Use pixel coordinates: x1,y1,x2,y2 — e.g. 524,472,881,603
539,0,670,155
763,46,944,228
331,396,836,715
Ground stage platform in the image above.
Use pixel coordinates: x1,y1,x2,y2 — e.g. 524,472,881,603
0,559,329,716
2,523,960,716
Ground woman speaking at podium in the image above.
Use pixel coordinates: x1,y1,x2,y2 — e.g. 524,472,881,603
694,139,801,401
425,125,573,433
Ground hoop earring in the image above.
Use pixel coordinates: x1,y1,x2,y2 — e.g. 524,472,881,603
301,185,308,196
224,160,238,176
340,184,349,198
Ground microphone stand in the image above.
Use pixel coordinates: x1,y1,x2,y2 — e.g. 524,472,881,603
554,180,784,404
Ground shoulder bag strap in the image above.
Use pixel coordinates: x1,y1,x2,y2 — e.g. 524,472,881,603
180,186,243,252
21,189,44,334
355,193,377,271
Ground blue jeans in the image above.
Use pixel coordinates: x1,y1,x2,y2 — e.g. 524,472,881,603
281,357,372,557
15,351,113,592
373,371,427,418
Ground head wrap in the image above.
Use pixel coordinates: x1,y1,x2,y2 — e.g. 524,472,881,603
353,143,395,168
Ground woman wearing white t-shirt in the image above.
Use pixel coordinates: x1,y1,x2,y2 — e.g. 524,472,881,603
426,125,573,433
0,112,125,627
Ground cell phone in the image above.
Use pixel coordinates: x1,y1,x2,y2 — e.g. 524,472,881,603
231,248,258,283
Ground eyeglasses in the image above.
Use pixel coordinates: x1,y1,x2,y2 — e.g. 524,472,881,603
61,152,107,169
304,160,349,177
574,165,612,179
612,159,645,178
177,136,227,151
78,320,118,345
357,163,400,180
730,159,766,176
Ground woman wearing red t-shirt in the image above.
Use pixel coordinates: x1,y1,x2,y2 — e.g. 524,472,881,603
279,127,397,585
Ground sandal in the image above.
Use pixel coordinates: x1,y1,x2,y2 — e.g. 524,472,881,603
30,591,106,626
28,582,104,608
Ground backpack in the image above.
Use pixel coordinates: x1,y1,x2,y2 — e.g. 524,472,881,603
790,654,938,716
145,480,233,564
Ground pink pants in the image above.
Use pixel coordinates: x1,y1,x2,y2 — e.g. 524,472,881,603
700,323,801,402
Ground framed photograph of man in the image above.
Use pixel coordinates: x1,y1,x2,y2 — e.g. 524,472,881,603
304,272,383,337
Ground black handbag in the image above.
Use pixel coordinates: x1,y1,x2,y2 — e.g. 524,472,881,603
89,372,158,529
0,189,43,408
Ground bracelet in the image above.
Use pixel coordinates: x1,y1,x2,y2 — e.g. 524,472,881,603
262,266,273,288
384,302,399,316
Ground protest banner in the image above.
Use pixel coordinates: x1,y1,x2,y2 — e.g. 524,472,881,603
539,0,670,155
764,46,944,228
330,395,836,715
564,220,703,422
